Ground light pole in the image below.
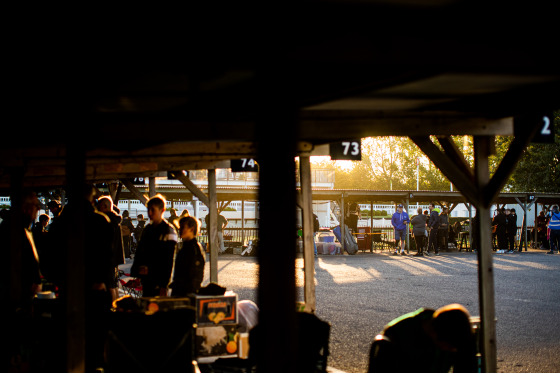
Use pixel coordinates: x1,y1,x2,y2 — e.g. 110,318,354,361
416,156,419,191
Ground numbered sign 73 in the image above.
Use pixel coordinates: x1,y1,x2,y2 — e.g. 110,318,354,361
330,139,362,160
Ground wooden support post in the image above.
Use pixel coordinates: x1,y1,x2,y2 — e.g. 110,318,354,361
474,136,497,373
174,172,210,206
300,156,316,312
120,179,148,206
148,177,156,198
523,200,528,251
208,169,218,283
65,143,86,373
516,196,535,251
8,168,24,309
370,201,374,230
405,198,410,253
340,194,345,253
534,202,538,245
467,203,473,249
108,182,121,203
256,76,297,371
241,200,245,245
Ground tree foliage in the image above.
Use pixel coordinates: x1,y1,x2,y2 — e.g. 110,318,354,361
314,111,559,194
496,111,560,192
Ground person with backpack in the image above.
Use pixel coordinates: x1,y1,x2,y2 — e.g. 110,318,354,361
547,205,560,254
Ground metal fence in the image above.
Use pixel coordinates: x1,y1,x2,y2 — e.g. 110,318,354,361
197,225,542,251
199,227,259,246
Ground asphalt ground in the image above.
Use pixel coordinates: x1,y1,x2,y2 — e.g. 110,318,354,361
121,247,560,372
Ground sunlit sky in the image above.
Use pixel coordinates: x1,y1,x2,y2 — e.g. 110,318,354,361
310,156,355,170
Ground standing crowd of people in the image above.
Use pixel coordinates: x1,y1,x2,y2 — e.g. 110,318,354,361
491,207,519,253
0,187,206,371
393,203,560,256
393,203,452,256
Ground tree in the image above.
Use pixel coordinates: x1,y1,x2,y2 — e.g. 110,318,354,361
312,113,559,194
499,111,560,192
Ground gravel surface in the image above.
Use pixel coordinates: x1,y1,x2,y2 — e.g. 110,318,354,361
124,248,560,372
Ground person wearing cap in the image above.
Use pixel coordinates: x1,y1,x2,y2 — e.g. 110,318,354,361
547,205,560,254
391,204,409,256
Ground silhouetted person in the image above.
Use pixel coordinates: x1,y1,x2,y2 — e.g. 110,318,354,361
411,208,427,256
47,185,114,370
133,213,146,248
205,212,228,253
121,210,134,258
32,213,50,259
426,203,440,255
47,199,63,226
97,196,125,301
438,207,449,252
369,304,477,373
168,215,205,296
505,208,517,253
0,191,42,371
492,208,507,250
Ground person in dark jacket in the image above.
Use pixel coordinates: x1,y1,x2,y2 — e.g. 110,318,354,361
32,213,50,261
410,208,427,256
97,196,125,301
169,215,205,296
492,208,508,250
505,208,518,253
121,210,135,258
438,207,449,252
426,203,440,255
0,191,43,309
133,213,147,249
131,194,178,297
46,185,114,371
368,304,477,373
0,191,43,371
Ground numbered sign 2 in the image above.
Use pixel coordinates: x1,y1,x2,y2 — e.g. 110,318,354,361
330,139,362,160
231,158,259,172
531,113,555,144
